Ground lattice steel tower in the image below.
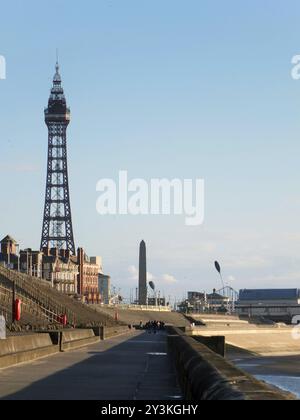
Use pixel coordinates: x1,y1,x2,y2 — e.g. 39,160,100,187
40,62,75,254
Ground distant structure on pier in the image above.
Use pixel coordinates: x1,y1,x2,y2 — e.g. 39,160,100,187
138,240,147,305
40,61,75,255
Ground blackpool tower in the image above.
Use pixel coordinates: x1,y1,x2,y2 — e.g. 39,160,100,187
40,62,75,254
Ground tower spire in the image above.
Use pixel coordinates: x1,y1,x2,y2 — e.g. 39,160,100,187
55,50,60,76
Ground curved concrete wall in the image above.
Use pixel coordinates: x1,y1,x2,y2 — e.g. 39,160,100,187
168,327,294,401
191,327,300,356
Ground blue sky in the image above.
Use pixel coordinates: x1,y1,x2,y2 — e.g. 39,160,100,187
1,0,300,301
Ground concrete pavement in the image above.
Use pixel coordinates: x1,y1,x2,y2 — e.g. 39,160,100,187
0,330,182,400
192,327,300,357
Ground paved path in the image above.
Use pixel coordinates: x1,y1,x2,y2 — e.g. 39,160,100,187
0,331,182,400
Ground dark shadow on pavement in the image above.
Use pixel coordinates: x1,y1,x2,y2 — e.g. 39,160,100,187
0,331,182,401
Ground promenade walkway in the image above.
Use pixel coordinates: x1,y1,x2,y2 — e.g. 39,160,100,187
0,331,182,400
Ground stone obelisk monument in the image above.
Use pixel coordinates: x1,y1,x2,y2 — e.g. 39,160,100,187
139,240,147,305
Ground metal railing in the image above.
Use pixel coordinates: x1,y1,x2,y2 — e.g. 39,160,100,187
0,266,76,326
0,283,63,324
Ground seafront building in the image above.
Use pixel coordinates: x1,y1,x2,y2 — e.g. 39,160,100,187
98,274,111,304
179,289,230,314
0,235,111,303
236,289,300,323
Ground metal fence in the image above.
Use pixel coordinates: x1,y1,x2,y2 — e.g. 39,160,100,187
0,266,76,326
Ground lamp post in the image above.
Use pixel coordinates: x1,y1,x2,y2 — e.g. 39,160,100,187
214,261,225,290
15,243,20,272
11,242,20,324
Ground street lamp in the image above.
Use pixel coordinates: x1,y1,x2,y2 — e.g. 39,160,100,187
17,244,20,272
11,242,20,325
214,261,225,290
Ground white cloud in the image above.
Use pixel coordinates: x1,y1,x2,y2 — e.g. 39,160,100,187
128,265,155,282
161,274,178,284
147,272,155,281
127,266,177,286
128,265,138,280
251,271,300,284
224,256,270,269
227,275,236,283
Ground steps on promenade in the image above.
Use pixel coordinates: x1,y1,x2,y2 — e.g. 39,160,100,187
0,266,121,330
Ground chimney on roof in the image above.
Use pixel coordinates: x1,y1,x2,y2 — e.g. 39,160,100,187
0,235,18,256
